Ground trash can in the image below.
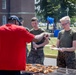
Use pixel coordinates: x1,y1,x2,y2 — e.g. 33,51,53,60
54,30,60,37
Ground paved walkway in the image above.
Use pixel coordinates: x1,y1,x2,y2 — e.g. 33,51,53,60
44,57,57,66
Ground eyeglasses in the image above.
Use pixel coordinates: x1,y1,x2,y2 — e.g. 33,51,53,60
61,22,69,26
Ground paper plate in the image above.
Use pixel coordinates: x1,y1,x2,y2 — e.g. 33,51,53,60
51,47,62,51
51,47,59,50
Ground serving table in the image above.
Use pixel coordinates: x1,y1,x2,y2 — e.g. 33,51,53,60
21,67,76,75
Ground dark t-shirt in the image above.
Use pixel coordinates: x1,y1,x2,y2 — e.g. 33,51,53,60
58,29,76,48
27,28,45,64
30,28,45,50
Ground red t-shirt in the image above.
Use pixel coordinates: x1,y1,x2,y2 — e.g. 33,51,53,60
0,24,35,70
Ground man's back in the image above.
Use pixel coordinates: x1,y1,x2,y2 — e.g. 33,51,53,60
0,24,34,70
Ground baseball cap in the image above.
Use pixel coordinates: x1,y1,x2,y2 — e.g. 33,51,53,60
8,15,22,25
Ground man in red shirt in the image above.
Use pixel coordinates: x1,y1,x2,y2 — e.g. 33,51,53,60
0,15,49,75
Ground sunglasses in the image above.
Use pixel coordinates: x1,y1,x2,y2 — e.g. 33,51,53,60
61,22,69,26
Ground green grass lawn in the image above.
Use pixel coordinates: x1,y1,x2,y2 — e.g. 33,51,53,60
44,37,58,55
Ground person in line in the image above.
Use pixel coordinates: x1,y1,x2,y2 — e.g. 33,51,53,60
19,17,30,57
27,17,49,65
19,17,24,26
0,15,50,75
56,16,76,69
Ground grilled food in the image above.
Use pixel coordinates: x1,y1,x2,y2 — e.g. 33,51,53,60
25,64,58,74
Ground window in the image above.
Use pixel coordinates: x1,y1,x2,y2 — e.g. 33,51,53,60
2,0,6,9
2,15,6,24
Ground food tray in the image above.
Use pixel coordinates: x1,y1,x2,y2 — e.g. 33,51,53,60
21,67,76,75
22,64,58,74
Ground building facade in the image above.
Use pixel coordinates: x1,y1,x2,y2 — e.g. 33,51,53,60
0,0,35,29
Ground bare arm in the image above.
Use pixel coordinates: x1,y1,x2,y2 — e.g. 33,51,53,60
32,33,44,42
32,32,50,42
56,39,60,48
33,37,49,48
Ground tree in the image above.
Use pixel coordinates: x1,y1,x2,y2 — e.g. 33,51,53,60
35,0,76,20
35,0,76,29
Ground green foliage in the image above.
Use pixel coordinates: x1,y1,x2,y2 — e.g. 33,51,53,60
71,17,76,24
35,0,76,22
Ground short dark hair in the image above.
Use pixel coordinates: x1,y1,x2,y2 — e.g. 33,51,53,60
31,17,38,21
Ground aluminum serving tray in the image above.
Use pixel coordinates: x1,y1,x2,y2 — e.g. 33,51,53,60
21,67,76,75
21,64,58,74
